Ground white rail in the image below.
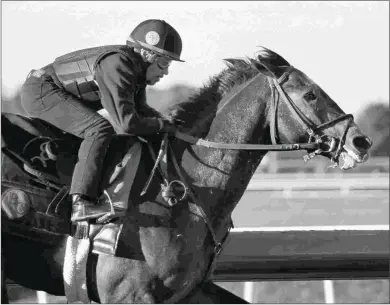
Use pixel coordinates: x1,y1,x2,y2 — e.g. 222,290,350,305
212,226,389,281
231,224,389,232
247,173,389,190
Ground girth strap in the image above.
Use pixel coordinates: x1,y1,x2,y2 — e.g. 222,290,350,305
168,144,222,251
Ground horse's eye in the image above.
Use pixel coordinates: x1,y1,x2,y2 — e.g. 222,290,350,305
304,91,317,101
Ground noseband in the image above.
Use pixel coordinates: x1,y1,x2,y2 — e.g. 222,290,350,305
268,66,354,166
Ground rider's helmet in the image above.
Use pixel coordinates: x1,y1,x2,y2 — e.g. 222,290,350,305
127,19,184,62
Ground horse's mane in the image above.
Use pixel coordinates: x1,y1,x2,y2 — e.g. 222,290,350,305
165,47,290,135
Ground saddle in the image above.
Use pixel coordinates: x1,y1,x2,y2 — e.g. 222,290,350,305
1,113,143,256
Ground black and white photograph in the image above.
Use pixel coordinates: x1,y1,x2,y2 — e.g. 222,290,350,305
1,1,389,303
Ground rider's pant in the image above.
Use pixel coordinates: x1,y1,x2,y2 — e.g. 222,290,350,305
20,71,115,199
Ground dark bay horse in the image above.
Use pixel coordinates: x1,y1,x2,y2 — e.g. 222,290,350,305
2,47,372,303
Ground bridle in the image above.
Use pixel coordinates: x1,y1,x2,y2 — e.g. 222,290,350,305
173,66,354,166
268,66,354,166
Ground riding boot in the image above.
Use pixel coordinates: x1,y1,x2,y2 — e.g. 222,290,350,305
71,194,111,222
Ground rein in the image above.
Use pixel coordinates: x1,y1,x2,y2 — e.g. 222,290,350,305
174,131,318,151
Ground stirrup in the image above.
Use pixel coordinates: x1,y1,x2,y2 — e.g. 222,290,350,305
71,199,111,223
96,213,115,224
96,209,126,224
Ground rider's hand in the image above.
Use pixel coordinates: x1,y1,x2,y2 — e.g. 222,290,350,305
164,117,185,126
159,119,178,133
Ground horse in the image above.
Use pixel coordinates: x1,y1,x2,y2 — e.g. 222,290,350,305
1,47,372,303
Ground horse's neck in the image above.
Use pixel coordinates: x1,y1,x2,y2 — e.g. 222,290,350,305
180,75,271,230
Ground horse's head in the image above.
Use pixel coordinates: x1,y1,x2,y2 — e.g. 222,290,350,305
251,47,372,170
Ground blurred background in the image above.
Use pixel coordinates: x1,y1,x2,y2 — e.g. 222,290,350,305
2,1,389,303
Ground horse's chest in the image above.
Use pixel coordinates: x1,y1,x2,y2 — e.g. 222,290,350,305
133,201,210,280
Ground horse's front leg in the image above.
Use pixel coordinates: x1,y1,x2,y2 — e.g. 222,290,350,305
94,256,158,303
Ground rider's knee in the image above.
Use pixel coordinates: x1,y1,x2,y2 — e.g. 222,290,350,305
84,118,115,139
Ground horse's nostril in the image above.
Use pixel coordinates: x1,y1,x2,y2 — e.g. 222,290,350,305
352,136,372,152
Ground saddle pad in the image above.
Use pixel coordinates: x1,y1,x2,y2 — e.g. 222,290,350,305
63,236,91,303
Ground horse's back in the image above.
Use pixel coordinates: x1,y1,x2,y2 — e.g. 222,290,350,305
1,113,39,151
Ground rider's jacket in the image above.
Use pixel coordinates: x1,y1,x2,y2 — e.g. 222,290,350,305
41,45,162,135
50,45,142,102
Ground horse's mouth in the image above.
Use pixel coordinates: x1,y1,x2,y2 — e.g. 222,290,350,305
336,147,369,170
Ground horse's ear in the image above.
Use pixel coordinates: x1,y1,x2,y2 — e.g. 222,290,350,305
223,58,236,67
250,59,280,79
223,58,249,70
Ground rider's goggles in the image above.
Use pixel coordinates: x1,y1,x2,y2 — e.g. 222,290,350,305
156,56,172,70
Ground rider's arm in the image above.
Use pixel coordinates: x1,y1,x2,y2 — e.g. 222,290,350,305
95,53,162,135
134,87,164,119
